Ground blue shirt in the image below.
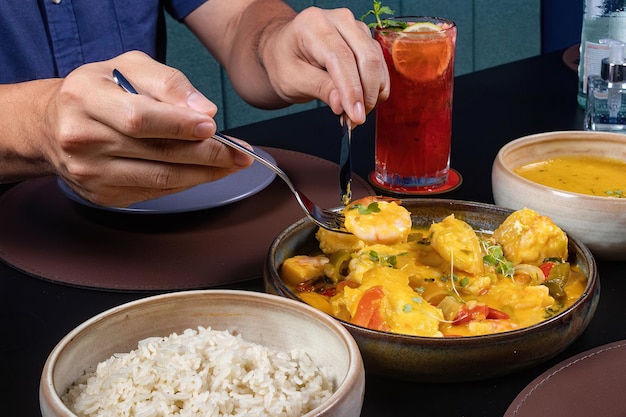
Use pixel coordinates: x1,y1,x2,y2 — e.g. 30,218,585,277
0,0,206,83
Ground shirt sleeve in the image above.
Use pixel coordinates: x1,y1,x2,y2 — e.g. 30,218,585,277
165,0,209,21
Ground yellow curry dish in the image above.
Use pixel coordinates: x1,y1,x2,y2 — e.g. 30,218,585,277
280,197,587,338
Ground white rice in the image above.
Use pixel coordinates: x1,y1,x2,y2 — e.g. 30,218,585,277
61,326,334,417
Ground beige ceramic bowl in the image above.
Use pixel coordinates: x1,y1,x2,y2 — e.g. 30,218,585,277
40,290,365,417
492,130,626,261
264,199,599,382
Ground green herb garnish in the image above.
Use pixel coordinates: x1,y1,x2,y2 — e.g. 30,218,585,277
350,202,381,215
605,189,624,198
367,250,405,267
413,286,426,294
447,274,469,288
360,1,407,30
458,276,470,288
482,243,515,277
544,304,564,318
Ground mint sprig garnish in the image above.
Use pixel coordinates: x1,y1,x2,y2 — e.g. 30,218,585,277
360,1,407,30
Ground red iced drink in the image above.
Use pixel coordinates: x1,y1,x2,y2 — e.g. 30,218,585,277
372,17,456,193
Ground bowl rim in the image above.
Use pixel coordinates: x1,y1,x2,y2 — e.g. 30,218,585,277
40,289,364,417
494,130,626,202
266,198,599,344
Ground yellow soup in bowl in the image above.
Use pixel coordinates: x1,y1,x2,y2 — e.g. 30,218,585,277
513,155,626,198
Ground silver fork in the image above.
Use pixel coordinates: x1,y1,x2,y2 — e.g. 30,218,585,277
212,132,347,233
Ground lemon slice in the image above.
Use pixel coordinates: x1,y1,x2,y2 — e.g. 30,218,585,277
391,22,453,82
402,22,443,33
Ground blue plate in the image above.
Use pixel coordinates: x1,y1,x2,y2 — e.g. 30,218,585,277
57,147,276,214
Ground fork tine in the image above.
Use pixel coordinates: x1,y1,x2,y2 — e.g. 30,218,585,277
294,190,348,233
319,209,346,230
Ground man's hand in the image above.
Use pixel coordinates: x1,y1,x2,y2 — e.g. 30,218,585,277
40,51,253,207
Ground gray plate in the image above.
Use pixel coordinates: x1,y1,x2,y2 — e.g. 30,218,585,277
57,147,276,214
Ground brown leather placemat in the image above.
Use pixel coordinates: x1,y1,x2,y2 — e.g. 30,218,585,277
505,340,626,416
0,148,374,291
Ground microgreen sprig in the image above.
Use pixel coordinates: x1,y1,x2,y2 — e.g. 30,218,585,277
605,189,624,198
360,1,407,30
368,250,406,267
482,242,515,277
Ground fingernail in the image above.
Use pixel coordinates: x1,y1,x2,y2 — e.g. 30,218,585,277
194,122,214,138
353,102,365,124
187,92,216,114
329,89,339,105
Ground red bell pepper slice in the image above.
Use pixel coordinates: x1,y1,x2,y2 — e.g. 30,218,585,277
486,307,510,320
351,286,389,331
453,303,509,325
540,262,555,279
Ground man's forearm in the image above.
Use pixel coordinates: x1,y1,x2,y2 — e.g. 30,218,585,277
0,80,58,182
186,0,297,108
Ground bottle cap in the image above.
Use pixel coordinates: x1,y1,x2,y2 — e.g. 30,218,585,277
601,39,626,82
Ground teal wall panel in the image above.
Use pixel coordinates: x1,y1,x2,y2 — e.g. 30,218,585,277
474,0,541,70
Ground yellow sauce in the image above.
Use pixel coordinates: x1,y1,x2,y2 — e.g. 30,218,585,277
514,155,626,197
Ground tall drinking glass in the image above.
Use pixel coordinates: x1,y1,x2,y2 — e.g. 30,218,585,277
371,17,459,194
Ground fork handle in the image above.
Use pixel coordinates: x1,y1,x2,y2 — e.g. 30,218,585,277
211,132,291,188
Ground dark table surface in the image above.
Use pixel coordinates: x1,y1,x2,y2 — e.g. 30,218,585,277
2,50,624,416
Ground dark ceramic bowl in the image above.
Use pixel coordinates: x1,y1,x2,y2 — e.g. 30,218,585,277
264,199,600,382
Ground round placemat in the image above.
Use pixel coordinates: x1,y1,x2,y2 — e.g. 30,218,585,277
505,340,626,416
0,148,374,291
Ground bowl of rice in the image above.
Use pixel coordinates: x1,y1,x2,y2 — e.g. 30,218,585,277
40,290,365,417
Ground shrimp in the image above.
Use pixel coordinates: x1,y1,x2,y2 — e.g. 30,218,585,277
429,214,485,275
343,196,412,245
493,207,568,266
